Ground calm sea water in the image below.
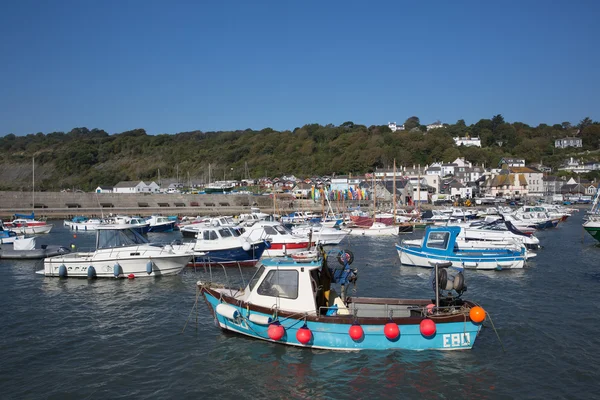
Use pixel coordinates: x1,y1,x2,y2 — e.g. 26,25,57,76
1,212,599,399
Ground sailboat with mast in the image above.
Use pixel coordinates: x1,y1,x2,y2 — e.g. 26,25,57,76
8,157,53,234
204,164,235,193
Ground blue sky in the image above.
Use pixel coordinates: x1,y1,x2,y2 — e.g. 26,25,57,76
1,0,598,136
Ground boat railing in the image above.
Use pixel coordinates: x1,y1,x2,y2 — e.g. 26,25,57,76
194,261,248,298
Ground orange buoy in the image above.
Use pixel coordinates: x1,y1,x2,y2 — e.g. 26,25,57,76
348,324,364,341
469,306,486,323
268,323,285,341
420,319,436,337
296,325,312,345
384,322,400,340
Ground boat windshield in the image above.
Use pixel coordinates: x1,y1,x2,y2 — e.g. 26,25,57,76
96,228,149,249
248,265,265,292
273,224,293,234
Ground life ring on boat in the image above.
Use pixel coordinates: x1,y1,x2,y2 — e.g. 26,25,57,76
337,249,354,266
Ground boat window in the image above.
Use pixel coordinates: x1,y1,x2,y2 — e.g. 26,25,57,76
97,228,149,249
202,230,219,240
219,228,232,238
230,228,242,237
274,225,292,234
257,270,299,299
248,265,265,292
263,226,278,235
426,231,450,250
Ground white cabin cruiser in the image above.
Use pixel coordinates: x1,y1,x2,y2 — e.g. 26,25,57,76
39,226,193,278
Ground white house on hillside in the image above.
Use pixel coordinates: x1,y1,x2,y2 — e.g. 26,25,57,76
426,121,444,131
499,157,525,168
453,136,481,147
388,122,405,132
555,137,582,149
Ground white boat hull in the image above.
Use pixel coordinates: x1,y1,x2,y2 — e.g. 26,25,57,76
42,246,192,278
346,223,398,236
64,221,102,231
9,224,53,235
397,248,525,270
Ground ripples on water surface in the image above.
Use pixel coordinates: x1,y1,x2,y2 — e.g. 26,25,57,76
1,213,599,399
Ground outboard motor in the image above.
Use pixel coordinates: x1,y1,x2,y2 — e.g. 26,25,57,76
431,262,467,309
434,267,466,296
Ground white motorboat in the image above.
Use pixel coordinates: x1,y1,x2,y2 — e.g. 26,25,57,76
39,226,193,278
242,221,311,257
458,219,540,249
291,222,350,245
64,216,105,231
171,225,267,267
346,222,399,236
180,216,238,238
8,222,53,235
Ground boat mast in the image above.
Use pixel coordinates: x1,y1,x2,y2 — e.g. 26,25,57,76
393,159,397,224
417,165,421,215
372,173,376,224
32,156,35,212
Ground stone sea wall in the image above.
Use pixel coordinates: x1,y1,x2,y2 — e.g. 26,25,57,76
0,191,353,219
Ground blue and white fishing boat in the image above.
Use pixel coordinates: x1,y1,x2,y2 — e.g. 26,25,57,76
173,225,268,267
0,221,22,244
198,247,487,351
146,215,177,233
396,225,527,270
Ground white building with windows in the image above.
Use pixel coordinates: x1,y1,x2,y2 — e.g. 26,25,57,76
388,122,405,132
113,181,155,193
509,167,544,196
555,137,582,148
426,121,444,131
499,158,526,168
453,136,481,147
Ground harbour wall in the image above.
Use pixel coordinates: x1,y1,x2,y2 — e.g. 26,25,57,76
0,191,366,219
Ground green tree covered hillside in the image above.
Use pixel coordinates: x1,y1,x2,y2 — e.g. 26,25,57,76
0,116,598,191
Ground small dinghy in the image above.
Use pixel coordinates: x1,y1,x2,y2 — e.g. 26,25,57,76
0,237,71,259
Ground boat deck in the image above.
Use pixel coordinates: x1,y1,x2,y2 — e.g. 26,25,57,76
347,302,415,318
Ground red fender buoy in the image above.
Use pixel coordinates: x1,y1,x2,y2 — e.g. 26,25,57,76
384,322,400,340
296,325,312,345
127,273,135,279
349,324,364,341
268,323,285,341
420,319,436,337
